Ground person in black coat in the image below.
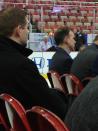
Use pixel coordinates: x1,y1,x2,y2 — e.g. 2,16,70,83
49,27,76,75
65,76,98,131
74,30,86,51
71,35,98,81
0,7,68,120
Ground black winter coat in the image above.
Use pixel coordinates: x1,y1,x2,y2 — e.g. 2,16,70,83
49,47,73,76
0,37,67,120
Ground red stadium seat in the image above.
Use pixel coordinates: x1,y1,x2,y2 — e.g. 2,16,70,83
27,106,69,131
60,73,84,96
47,71,67,94
0,93,32,131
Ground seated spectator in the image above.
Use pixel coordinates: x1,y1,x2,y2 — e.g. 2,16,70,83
38,35,52,51
48,31,57,47
71,35,98,81
47,32,57,51
65,76,98,131
49,27,76,75
0,7,68,120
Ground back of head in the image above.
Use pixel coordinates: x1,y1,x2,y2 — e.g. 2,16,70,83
0,7,28,37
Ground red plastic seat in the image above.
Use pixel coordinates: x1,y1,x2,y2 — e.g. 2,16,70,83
60,74,84,96
26,106,69,131
0,93,32,131
47,71,67,94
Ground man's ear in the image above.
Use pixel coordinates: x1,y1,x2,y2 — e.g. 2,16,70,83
14,25,22,37
63,36,68,44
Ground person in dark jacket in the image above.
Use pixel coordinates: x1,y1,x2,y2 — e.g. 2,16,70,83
71,35,98,81
49,27,76,76
65,76,98,131
0,7,68,120
74,29,86,51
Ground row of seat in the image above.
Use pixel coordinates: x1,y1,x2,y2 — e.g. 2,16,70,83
0,93,69,131
4,0,24,2
41,25,96,34
47,71,84,96
37,21,93,27
31,11,98,16
28,6,98,33
4,0,98,8
3,0,98,33
4,0,96,4
0,72,92,131
47,70,93,96
45,71,93,115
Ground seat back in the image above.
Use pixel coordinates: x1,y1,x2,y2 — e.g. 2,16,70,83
27,106,69,131
47,71,66,94
61,74,84,96
0,93,32,131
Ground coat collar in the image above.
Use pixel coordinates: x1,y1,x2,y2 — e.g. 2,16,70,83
56,47,70,55
0,36,33,57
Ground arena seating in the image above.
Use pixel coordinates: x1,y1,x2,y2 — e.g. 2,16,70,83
3,0,98,33
0,93,69,131
47,71,66,94
27,106,69,131
60,73,84,96
0,93,32,131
